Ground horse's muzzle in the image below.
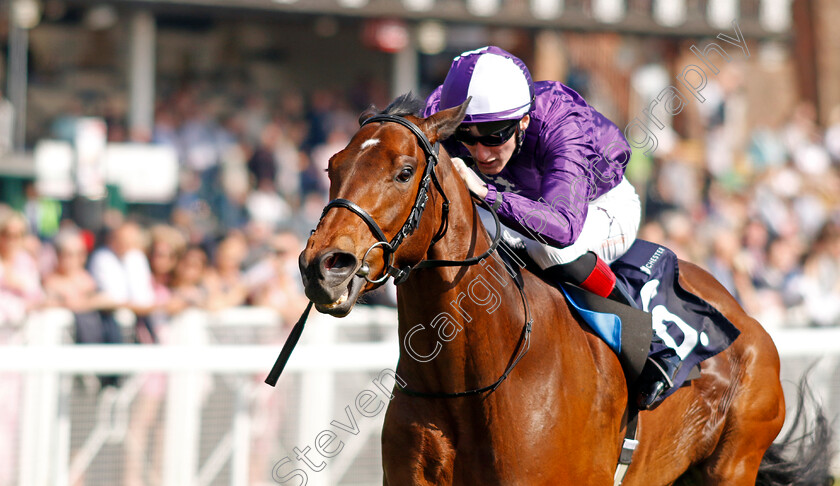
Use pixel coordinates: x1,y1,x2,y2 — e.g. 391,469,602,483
299,249,366,316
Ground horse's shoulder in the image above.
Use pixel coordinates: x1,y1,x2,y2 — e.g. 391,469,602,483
519,266,627,383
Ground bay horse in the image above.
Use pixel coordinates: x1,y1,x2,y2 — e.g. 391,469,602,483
298,94,832,485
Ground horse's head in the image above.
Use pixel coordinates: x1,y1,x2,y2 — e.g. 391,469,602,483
300,95,469,316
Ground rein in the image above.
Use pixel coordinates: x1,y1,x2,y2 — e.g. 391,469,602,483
265,113,533,400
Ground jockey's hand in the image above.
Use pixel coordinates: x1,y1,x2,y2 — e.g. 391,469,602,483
450,157,488,199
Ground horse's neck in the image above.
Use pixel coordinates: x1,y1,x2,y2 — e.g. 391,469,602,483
394,175,529,394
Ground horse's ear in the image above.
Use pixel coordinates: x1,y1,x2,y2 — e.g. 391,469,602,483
421,98,470,143
359,105,378,126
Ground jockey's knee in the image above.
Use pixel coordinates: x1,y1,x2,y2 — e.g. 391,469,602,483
550,252,597,284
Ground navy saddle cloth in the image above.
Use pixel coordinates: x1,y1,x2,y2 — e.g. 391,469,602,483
562,240,741,399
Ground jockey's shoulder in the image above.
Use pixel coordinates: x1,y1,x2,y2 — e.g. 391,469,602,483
531,81,596,127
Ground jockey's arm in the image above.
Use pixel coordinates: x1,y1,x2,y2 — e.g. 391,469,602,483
482,126,603,248
483,170,588,248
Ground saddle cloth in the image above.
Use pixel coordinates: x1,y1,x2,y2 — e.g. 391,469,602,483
561,240,741,398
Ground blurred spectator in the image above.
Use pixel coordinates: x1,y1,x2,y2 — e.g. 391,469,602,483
748,120,788,171
169,245,210,311
0,207,43,326
706,229,742,298
103,96,129,143
142,224,188,342
738,219,770,284
303,89,333,152
124,224,186,486
783,102,819,156
152,106,179,148
273,122,305,207
205,234,248,311
751,235,805,329
241,221,274,269
244,230,308,325
638,220,666,244
87,221,154,387
43,226,110,342
698,67,745,179
218,118,250,230
245,179,291,229
0,206,28,486
242,95,269,147
89,221,155,315
799,221,840,327
179,100,220,175
172,170,216,244
792,133,831,177
654,141,703,214
657,211,695,262
22,182,62,240
247,124,280,188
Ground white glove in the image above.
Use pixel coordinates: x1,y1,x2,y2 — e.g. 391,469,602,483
450,157,488,199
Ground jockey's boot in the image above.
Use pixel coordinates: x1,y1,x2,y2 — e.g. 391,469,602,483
636,343,681,410
545,252,638,308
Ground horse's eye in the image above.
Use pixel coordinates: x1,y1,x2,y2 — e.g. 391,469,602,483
396,167,414,183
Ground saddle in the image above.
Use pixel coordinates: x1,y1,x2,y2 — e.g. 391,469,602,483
499,240,740,395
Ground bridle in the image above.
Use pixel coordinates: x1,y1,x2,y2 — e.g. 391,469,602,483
270,111,639,480
319,113,502,285
266,112,533,399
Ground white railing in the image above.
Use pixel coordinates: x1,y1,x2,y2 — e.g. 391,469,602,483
0,306,400,486
1,310,839,486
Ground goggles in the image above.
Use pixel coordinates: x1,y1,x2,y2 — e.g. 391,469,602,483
454,119,520,147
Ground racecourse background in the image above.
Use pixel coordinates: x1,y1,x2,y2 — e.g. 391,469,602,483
1,0,840,484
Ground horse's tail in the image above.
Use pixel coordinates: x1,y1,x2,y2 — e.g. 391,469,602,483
756,378,835,486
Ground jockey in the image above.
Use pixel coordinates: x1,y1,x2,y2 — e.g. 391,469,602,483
424,46,676,409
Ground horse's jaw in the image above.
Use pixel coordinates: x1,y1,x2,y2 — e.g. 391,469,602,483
304,273,366,317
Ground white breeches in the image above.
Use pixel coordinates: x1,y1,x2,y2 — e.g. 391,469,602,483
479,177,641,268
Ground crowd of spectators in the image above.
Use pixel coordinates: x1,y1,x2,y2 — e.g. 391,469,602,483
0,204,311,337
639,97,840,330
40,80,387,245
4,204,314,320
0,83,382,484
0,82,403,381
2,77,840,346
0,199,318,484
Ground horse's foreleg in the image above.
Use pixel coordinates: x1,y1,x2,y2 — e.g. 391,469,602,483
382,419,456,486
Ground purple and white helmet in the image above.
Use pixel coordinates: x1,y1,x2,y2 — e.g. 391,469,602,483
439,46,535,124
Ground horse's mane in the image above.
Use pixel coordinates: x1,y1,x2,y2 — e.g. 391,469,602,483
381,93,426,117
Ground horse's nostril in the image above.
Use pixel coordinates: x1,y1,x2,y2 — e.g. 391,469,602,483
319,251,357,278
